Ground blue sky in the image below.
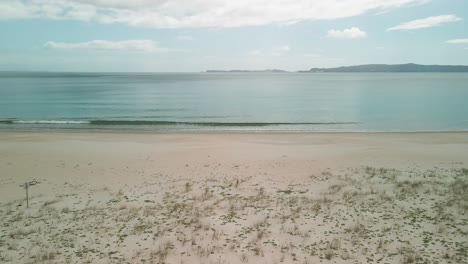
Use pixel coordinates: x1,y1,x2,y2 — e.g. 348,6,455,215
0,0,467,72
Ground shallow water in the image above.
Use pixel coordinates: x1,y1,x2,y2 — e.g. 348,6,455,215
1,72,467,131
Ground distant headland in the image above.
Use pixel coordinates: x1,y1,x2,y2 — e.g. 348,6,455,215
303,63,468,72
206,63,468,73
205,69,287,73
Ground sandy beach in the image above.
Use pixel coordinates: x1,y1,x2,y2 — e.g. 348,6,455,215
1,131,467,263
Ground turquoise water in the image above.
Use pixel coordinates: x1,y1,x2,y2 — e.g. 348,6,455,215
1,72,467,131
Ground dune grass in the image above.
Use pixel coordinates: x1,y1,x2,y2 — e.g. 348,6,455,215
0,166,467,263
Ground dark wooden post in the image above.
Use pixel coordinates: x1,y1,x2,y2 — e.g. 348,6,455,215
20,182,30,208
25,182,29,208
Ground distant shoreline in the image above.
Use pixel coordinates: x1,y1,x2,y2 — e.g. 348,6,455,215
3,63,468,74
207,63,468,73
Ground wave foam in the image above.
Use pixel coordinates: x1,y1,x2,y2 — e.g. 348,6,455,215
12,120,90,124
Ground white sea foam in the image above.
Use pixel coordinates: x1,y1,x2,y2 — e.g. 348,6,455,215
13,120,90,124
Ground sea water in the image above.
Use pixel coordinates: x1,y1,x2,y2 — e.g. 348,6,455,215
1,72,467,132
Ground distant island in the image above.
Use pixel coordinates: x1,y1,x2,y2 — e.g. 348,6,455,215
205,69,288,73
303,63,468,73
206,63,468,73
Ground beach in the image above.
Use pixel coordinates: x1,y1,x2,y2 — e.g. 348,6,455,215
3,0,468,263
1,131,468,263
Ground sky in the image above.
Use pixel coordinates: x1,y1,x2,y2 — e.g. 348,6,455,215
0,0,467,72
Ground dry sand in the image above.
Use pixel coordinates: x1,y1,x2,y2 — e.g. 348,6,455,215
0,131,467,263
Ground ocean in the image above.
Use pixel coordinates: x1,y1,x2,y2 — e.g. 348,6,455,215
1,72,467,132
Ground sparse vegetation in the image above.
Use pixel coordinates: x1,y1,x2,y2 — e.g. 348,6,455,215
1,166,467,263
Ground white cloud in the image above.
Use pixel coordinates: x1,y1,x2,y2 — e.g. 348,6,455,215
45,40,167,52
0,0,427,28
446,39,468,44
387,15,462,31
327,27,367,39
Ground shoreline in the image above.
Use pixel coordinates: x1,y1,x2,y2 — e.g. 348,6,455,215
2,131,468,200
2,129,468,135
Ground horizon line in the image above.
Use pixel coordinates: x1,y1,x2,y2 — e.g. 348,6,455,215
2,62,468,74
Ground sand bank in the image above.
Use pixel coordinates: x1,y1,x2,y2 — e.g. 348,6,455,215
0,132,467,263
